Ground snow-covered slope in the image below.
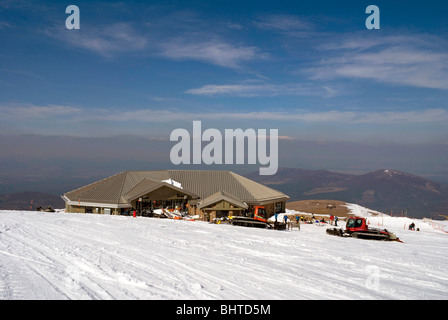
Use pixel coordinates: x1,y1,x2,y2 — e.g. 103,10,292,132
343,203,384,217
0,210,447,300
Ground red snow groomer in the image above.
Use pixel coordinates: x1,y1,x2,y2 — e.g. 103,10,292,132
326,216,402,242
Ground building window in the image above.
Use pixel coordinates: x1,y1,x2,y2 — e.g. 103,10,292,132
275,202,283,213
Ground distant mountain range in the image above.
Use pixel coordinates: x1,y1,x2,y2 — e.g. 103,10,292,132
246,168,448,219
1,168,448,219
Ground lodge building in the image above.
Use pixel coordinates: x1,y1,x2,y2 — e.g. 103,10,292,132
62,170,289,221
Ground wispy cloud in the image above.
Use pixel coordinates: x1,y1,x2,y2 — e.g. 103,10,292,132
0,21,13,29
185,81,335,97
158,39,266,69
288,108,448,124
254,14,314,32
0,104,82,119
4,103,445,125
0,0,31,9
310,33,448,90
46,20,265,69
83,107,448,125
47,23,148,58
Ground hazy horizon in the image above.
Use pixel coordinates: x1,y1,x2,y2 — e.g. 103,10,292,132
1,133,447,196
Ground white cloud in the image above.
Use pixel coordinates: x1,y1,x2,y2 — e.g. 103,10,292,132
47,23,148,58
84,107,448,125
48,21,265,69
4,103,444,126
311,34,448,90
185,81,333,97
158,39,265,69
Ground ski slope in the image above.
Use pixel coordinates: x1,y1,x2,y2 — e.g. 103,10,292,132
0,209,447,300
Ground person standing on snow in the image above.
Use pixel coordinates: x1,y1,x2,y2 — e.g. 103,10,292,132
295,215,301,230
284,215,290,229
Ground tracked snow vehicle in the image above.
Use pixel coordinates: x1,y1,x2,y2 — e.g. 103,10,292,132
229,206,286,230
326,216,401,242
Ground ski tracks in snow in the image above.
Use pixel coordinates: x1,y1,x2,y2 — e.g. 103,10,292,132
1,210,448,300
0,213,148,299
0,212,257,299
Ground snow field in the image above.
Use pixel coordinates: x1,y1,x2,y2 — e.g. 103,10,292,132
0,210,447,300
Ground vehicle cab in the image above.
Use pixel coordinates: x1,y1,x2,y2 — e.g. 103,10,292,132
253,206,267,222
346,217,368,232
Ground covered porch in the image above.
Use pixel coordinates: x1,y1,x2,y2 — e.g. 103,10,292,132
197,191,249,221
123,178,199,216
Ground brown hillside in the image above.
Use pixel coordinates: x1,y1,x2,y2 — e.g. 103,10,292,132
286,200,351,217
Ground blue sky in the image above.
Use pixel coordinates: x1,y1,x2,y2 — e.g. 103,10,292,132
1,0,448,176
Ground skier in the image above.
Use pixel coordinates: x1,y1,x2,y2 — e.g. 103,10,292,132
334,216,338,226
295,215,301,230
